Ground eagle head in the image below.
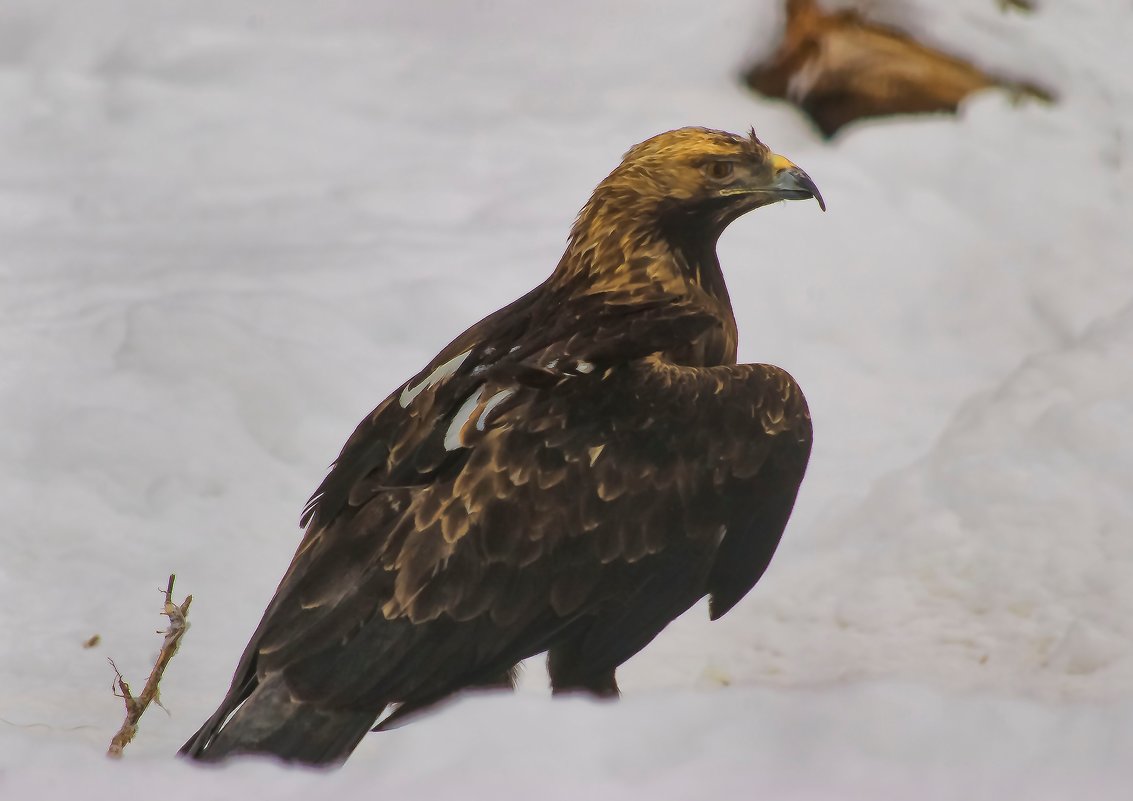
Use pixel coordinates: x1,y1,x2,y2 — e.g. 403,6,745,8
592,126,822,225
563,127,824,293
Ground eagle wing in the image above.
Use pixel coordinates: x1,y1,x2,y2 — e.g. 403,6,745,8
186,302,810,752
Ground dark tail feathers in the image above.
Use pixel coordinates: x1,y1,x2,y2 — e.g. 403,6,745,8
179,675,377,766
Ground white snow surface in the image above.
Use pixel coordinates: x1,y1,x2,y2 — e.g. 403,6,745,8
2,0,1131,797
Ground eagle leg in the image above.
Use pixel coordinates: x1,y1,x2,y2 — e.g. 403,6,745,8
474,664,522,691
546,641,620,698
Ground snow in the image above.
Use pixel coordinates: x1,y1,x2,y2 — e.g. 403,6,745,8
1,0,1130,797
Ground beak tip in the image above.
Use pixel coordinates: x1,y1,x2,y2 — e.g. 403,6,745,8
773,158,825,213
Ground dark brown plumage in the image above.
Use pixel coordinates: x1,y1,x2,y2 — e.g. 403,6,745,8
180,127,823,766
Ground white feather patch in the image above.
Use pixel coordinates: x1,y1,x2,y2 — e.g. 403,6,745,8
400,349,472,408
444,387,485,450
477,389,514,430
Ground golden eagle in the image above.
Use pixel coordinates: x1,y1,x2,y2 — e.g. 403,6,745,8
181,127,823,765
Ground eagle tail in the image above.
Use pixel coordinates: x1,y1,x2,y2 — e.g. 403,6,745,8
179,675,378,766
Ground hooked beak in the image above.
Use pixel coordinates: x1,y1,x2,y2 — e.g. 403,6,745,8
721,153,826,212
766,153,826,211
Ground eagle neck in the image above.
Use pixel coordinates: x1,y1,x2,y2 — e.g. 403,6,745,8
658,210,740,364
556,201,734,305
550,214,738,365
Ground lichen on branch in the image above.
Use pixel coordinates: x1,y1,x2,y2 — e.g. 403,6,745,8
106,574,192,758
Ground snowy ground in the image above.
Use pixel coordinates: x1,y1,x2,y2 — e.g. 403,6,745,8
2,1,1131,797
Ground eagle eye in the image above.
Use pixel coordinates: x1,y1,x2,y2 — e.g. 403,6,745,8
705,161,736,182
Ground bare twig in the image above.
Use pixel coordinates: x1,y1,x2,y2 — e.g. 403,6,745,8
106,574,192,758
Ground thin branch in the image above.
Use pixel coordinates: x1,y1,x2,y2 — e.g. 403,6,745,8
106,574,192,758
